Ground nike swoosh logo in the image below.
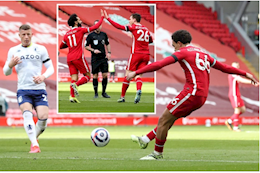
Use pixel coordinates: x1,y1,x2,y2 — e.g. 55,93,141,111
133,118,143,125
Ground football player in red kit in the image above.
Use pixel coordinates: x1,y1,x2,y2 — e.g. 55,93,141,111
104,10,153,103
127,30,259,160
59,10,104,103
225,62,259,132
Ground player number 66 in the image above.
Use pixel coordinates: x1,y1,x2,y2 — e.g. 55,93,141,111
195,53,210,73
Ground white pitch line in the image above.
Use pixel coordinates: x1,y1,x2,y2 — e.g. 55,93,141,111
245,131,259,133
0,156,258,163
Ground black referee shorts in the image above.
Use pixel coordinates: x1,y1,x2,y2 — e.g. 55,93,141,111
91,58,108,74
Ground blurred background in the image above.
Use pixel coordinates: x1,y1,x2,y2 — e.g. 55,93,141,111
0,1,258,127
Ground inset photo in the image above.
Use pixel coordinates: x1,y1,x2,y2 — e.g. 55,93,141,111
57,4,155,113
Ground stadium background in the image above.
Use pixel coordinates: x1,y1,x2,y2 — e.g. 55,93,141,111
0,1,258,126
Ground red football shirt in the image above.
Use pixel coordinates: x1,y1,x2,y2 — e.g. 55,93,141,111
107,18,152,54
135,45,247,97
62,27,89,62
127,24,151,54
228,74,241,96
60,17,104,62
173,45,215,97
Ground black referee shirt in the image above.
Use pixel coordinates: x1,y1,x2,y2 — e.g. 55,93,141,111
85,31,109,61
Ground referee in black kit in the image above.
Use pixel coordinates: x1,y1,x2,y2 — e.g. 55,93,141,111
85,20,111,98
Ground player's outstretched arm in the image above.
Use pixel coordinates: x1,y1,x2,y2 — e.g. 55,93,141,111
212,60,259,86
245,73,259,86
126,56,177,81
3,55,22,76
88,10,104,32
104,10,127,31
236,75,256,85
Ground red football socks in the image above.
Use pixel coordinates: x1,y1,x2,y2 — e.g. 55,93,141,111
70,80,76,97
136,77,142,91
154,137,166,153
147,127,157,140
76,76,90,86
121,77,130,98
230,113,240,127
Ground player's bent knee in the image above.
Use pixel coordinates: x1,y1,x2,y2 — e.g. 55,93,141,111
37,113,48,120
158,116,171,128
158,110,178,128
20,103,33,113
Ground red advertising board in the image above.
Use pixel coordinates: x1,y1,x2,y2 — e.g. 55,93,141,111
0,116,258,126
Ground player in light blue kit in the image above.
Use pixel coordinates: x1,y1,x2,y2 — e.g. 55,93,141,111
3,24,54,153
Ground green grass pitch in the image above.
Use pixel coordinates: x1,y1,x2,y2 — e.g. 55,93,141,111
58,82,155,113
0,125,258,171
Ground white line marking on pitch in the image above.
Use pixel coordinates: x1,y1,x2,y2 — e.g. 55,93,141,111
0,156,257,163
245,131,259,133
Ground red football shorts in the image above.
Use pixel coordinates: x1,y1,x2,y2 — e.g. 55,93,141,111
126,53,150,71
229,95,244,108
167,90,207,118
67,57,90,75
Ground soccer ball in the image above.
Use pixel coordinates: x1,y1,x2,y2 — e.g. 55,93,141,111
91,127,110,147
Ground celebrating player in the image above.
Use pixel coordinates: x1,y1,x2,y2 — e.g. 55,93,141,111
225,62,259,132
3,24,54,153
104,10,153,103
127,30,259,160
59,10,104,103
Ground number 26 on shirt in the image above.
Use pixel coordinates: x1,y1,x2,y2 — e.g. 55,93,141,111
137,30,149,42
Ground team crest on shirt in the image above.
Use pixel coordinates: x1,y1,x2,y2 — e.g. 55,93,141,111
93,40,98,45
18,96,23,103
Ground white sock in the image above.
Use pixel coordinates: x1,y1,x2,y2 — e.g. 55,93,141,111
153,151,162,155
141,136,150,143
233,126,239,130
227,119,232,124
23,111,39,147
36,119,47,138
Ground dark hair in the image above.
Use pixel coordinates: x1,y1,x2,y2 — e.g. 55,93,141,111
19,24,31,31
132,13,141,22
171,30,192,44
94,20,99,24
68,13,78,27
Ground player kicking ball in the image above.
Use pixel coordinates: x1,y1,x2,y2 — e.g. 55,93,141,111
128,30,259,160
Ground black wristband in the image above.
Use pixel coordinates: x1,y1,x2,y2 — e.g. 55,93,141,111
108,52,111,54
